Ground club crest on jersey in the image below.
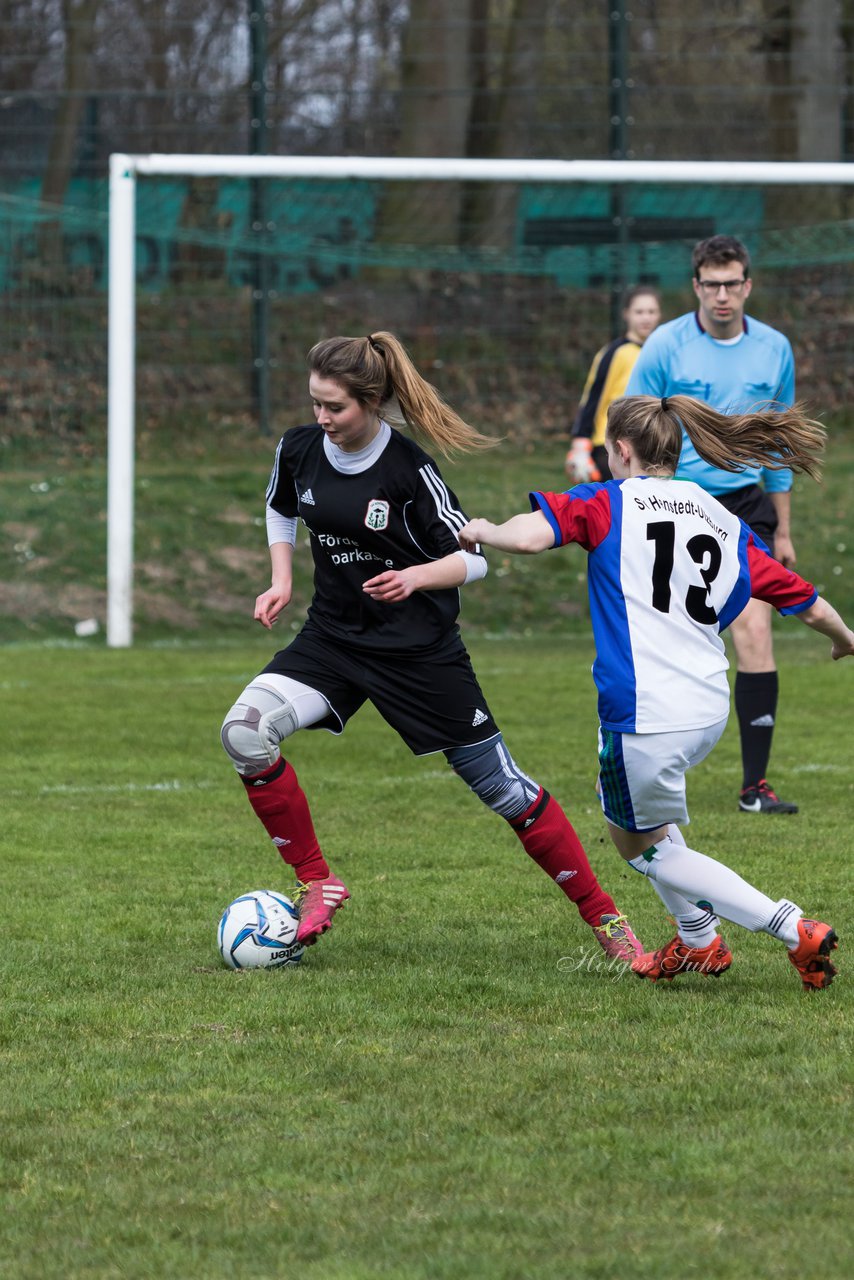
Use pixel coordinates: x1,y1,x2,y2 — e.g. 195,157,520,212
364,499,390,531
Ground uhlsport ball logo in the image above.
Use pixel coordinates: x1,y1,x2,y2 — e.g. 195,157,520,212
217,889,304,969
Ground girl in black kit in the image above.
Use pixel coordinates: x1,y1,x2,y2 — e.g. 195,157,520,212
221,332,642,960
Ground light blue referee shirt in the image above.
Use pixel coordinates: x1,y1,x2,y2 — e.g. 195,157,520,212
625,311,796,494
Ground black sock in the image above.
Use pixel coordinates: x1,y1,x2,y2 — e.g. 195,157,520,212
734,670,778,790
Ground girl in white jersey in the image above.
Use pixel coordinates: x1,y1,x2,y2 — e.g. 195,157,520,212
460,394,853,990
220,332,643,963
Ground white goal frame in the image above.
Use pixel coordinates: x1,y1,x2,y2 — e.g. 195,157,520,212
107,153,854,646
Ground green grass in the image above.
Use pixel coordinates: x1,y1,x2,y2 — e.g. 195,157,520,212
2,425,852,1275
2,425,852,644
1,634,852,1279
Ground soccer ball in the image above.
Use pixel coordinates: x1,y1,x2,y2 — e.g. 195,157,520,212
217,889,304,970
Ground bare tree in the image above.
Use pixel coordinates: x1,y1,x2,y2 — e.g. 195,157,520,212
792,0,846,160
35,0,99,275
0,0,63,92
40,0,100,205
759,0,849,219
376,0,474,246
462,0,549,248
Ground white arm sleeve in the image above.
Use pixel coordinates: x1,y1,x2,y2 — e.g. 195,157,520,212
455,549,488,584
266,505,298,547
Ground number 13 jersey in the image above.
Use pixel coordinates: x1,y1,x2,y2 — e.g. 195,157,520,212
531,477,817,734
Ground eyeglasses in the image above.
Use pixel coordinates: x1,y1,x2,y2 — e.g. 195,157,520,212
695,277,748,294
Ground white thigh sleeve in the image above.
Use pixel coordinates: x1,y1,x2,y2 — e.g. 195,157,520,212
221,674,330,775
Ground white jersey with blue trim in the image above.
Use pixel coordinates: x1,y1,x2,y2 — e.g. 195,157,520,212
625,311,796,495
531,476,816,734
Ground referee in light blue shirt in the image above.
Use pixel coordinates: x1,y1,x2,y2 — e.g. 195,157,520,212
627,235,800,815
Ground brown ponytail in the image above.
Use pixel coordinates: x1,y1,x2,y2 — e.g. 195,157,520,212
606,395,825,480
308,331,494,456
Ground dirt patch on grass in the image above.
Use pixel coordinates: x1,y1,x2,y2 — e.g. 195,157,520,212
0,580,105,623
214,545,266,573
0,580,206,629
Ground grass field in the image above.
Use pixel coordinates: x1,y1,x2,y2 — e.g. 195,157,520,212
1,629,852,1279
2,427,853,644
1,430,852,1277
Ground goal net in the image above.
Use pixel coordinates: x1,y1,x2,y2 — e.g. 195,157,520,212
101,155,853,645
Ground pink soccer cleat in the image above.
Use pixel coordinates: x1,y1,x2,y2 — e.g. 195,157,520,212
592,913,644,963
294,874,351,946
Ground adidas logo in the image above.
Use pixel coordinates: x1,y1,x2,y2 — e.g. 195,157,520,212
310,883,350,908
300,488,316,505
750,714,775,727
472,708,488,727
556,870,578,884
272,836,291,847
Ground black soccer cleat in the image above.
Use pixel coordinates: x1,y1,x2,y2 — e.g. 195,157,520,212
738,779,798,815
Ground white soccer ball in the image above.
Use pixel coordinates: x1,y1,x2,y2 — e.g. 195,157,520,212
217,889,304,970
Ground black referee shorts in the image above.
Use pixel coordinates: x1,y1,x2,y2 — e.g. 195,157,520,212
263,625,500,756
715,484,779,557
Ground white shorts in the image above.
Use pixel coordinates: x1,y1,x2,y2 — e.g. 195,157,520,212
597,719,728,832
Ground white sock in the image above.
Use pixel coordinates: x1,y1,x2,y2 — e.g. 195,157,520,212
643,829,720,947
648,878,721,948
765,900,802,948
629,838,794,935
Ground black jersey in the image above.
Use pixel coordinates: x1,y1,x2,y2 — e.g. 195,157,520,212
266,424,484,654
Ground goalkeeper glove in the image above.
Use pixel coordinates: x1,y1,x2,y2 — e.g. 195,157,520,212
565,438,601,484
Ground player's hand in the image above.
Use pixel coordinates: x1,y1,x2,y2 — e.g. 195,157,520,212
362,568,416,602
254,585,291,629
775,534,796,568
566,438,601,484
458,519,492,553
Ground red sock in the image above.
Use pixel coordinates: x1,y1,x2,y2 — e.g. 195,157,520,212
241,757,329,884
509,790,617,926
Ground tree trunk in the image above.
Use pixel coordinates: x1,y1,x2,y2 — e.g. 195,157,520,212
376,0,473,247
792,0,845,160
38,0,101,276
762,0,848,219
761,2,795,159
462,0,548,249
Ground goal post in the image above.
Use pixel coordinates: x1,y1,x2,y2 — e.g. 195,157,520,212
107,153,854,647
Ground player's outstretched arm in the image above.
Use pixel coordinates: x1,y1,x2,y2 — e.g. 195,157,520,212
254,541,294,629
458,511,555,555
362,552,470,602
797,596,854,660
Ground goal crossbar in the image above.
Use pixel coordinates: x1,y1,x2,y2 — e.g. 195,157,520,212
107,153,854,646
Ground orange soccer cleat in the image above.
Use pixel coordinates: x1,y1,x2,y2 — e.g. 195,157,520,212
787,918,838,991
631,934,733,983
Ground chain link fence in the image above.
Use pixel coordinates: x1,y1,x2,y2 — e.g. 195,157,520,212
1,2,852,439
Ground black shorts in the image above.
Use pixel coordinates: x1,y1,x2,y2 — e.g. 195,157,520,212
715,484,778,556
262,625,500,756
